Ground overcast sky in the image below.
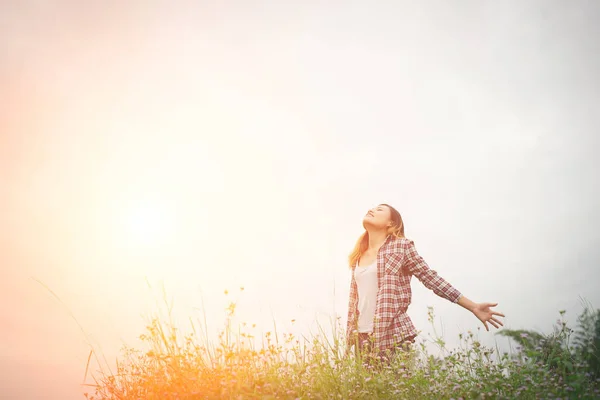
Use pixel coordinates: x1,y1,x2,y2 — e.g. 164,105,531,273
1,1,599,399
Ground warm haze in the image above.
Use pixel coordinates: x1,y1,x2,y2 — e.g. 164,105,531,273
1,1,599,399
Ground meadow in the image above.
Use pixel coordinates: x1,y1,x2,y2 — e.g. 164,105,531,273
82,293,600,399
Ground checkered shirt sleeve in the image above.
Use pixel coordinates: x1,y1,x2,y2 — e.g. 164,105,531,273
404,239,462,303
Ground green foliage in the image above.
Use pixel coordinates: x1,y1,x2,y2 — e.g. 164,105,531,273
497,301,600,396
572,299,600,381
497,311,575,374
83,296,600,399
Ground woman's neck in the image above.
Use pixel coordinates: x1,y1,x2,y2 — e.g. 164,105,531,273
367,229,388,251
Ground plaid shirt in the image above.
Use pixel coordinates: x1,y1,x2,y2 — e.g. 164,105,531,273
347,236,462,353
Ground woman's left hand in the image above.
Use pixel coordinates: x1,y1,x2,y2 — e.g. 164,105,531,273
472,302,505,331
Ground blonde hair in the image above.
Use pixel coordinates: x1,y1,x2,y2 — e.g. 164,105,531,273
348,204,405,268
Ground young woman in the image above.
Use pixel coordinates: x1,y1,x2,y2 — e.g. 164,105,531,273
347,204,505,361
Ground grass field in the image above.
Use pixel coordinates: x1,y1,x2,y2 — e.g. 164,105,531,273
82,295,600,399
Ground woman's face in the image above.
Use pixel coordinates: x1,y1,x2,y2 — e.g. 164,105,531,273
363,204,392,229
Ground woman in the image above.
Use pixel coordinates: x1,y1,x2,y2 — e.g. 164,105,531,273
346,204,505,361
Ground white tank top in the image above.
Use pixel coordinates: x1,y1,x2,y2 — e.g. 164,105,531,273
354,260,378,333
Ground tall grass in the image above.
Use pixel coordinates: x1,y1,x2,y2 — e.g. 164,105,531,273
83,292,600,399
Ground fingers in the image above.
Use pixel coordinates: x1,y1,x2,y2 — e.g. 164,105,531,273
492,311,505,318
483,321,489,331
490,317,504,327
488,318,502,329
485,302,498,308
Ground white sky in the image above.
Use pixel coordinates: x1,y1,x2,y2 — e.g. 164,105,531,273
1,1,599,399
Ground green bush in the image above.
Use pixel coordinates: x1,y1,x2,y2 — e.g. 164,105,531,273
497,300,600,398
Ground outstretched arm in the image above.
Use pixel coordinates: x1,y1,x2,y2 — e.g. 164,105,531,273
404,239,505,331
403,239,462,303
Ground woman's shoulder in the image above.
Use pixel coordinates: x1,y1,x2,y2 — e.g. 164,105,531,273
386,236,413,252
388,236,413,243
